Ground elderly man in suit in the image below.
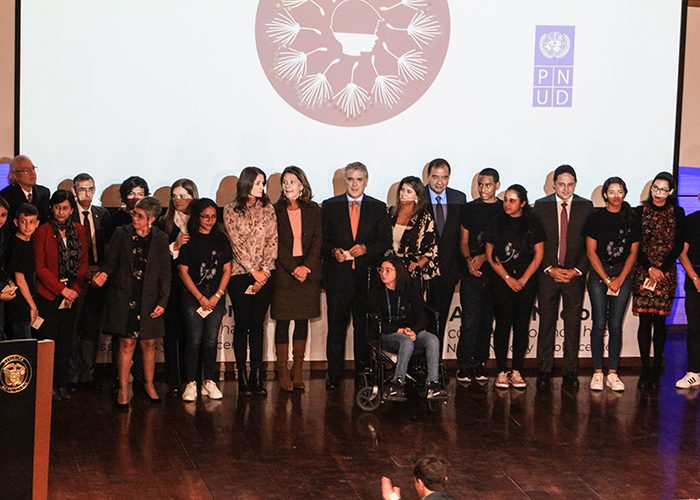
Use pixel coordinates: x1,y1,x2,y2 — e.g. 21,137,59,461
322,162,392,389
533,164,593,389
70,173,109,390
424,158,467,355
0,154,50,224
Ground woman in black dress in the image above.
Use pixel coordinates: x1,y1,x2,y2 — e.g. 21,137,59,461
93,197,171,410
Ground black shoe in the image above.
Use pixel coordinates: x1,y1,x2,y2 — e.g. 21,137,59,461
326,376,340,389
384,379,407,401
145,392,162,404
250,368,267,396
114,398,129,411
456,367,472,383
536,372,551,390
638,367,651,389
562,372,580,388
426,381,448,400
58,386,73,400
238,369,253,396
649,366,661,388
473,364,489,382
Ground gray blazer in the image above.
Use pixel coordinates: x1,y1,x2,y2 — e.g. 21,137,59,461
100,224,171,338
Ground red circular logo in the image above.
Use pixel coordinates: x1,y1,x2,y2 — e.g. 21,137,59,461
256,0,450,127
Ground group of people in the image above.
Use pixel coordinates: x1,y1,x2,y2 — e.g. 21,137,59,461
1,154,699,409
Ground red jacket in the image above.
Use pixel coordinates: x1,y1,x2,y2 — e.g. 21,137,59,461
33,221,89,301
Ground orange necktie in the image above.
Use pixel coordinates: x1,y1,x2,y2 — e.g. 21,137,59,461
350,200,359,239
350,201,359,269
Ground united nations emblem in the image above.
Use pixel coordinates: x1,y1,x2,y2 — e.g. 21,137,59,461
539,31,570,59
0,354,33,394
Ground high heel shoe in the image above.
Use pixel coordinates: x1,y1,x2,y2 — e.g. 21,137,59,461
145,392,162,404
114,397,129,411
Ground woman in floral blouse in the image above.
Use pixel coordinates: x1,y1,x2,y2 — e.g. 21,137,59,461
387,176,439,289
224,167,278,396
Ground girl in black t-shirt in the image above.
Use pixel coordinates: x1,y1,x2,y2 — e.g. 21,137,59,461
485,184,545,390
178,198,233,403
583,177,640,393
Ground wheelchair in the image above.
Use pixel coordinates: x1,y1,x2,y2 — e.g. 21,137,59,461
355,303,449,413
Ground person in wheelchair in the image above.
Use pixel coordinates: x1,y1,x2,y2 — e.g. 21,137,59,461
368,255,447,401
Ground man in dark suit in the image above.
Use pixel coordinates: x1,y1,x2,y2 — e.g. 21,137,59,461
322,162,392,388
0,154,50,225
70,173,109,390
424,158,467,355
533,164,593,389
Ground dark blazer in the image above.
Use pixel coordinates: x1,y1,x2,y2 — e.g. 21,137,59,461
33,221,90,301
425,186,467,280
533,193,593,273
0,183,51,225
321,194,392,289
71,205,109,263
100,225,171,338
272,200,322,319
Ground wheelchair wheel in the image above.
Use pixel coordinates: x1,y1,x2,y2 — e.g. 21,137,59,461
356,386,382,412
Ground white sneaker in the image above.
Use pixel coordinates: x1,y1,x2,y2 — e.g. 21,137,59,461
182,381,197,402
675,372,700,389
495,371,509,389
590,373,604,391
509,370,527,389
201,380,223,400
606,373,625,392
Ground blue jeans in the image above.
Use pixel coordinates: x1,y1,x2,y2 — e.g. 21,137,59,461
587,271,632,371
382,330,440,383
183,294,226,382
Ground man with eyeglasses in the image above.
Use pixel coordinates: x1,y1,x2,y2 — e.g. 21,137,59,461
0,154,50,226
70,173,109,391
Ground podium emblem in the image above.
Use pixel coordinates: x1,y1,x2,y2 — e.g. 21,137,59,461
0,355,33,394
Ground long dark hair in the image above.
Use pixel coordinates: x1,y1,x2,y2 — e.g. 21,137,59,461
278,166,314,206
492,184,533,254
602,176,634,233
187,198,220,235
234,166,269,212
505,184,531,215
379,254,413,293
644,171,677,206
162,178,199,236
390,176,427,219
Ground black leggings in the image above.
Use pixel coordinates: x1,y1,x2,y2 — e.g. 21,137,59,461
637,312,667,368
228,274,273,369
274,320,308,344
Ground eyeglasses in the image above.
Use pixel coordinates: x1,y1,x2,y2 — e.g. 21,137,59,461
172,194,193,200
13,166,37,175
129,210,147,220
651,185,671,194
199,214,216,221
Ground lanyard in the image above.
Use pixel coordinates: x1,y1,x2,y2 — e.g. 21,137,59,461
385,288,400,321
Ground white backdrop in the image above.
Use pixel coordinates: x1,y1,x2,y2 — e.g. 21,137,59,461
19,0,683,204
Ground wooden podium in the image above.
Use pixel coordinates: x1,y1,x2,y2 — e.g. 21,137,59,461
0,339,54,500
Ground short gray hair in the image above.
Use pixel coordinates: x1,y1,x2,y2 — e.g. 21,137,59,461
135,196,162,220
344,161,368,179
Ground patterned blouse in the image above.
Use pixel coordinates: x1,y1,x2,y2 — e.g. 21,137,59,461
223,200,278,276
387,207,439,281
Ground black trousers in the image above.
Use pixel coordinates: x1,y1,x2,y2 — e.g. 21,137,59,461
73,284,106,383
536,273,586,375
426,272,459,355
684,290,700,373
492,277,537,373
228,273,273,370
325,270,371,381
163,275,187,387
36,295,79,388
457,269,494,369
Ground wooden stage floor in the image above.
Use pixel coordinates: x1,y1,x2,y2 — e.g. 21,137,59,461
48,333,700,499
